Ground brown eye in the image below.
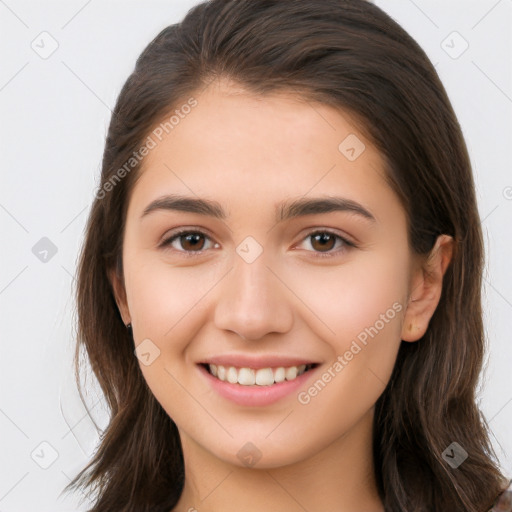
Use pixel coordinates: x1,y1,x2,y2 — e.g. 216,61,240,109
310,232,337,252
160,230,216,255
178,232,206,251
296,230,356,258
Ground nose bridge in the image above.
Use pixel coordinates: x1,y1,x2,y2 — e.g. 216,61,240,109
213,246,293,340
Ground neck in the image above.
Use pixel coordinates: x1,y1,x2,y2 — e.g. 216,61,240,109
172,408,384,512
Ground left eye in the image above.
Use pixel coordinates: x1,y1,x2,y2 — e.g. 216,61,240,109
295,230,355,256
159,229,355,257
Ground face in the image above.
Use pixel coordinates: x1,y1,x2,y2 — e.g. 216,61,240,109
111,79,435,469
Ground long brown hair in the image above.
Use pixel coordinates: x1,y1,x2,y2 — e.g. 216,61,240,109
62,0,509,510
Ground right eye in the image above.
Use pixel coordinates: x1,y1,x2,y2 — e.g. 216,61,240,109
160,229,219,256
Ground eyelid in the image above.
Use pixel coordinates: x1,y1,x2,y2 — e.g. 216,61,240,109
295,227,357,247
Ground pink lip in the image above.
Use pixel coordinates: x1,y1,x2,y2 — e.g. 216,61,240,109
198,354,318,369
197,363,320,407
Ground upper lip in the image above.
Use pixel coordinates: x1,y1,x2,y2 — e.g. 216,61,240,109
198,354,320,369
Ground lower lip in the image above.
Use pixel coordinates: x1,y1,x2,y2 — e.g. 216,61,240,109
198,364,318,407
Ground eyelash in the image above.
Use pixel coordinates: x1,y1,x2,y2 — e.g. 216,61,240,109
159,228,357,259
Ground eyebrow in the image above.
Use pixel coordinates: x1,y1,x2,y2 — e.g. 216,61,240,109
141,194,376,224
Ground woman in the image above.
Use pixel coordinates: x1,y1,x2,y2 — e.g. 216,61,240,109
63,0,511,510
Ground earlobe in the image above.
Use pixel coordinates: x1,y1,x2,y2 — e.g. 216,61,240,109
107,266,131,326
401,234,454,342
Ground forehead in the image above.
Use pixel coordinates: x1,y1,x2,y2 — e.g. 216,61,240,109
128,81,404,230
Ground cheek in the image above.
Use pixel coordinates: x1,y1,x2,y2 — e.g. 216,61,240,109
285,250,408,349
288,256,407,448
125,257,218,342
124,258,219,418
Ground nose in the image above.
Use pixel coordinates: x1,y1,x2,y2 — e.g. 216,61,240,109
213,251,294,341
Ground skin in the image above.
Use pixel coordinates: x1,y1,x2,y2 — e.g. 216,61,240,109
110,78,453,512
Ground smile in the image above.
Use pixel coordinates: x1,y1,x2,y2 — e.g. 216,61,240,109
205,363,316,386
198,360,320,406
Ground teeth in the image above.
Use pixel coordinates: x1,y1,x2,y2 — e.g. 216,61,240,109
238,367,256,385
255,368,274,386
274,367,285,383
285,366,297,380
207,363,312,386
227,366,238,384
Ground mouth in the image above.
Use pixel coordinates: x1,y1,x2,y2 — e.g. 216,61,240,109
196,355,321,406
200,362,318,386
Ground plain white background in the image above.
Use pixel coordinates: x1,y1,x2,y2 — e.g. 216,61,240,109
0,1,511,510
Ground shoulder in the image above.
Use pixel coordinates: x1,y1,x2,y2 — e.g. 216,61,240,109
489,479,512,512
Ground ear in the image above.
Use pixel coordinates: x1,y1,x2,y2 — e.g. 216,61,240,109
401,234,454,342
107,262,132,326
